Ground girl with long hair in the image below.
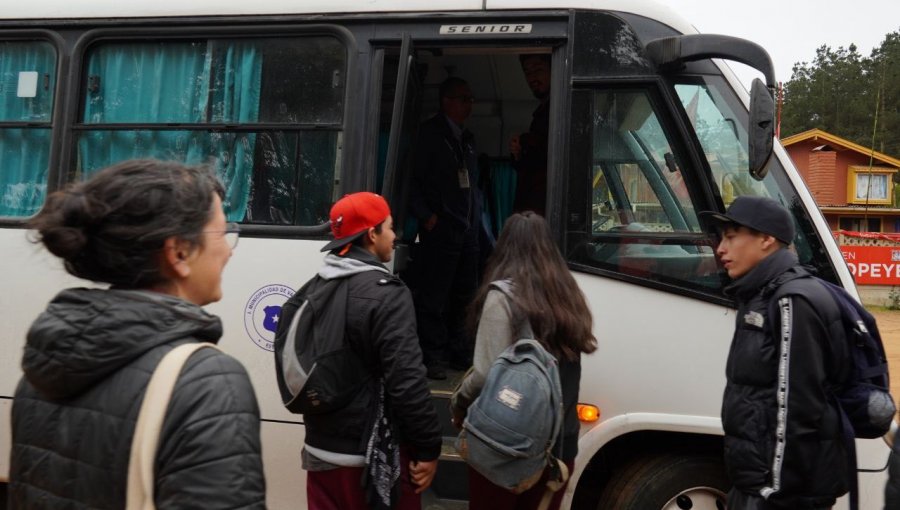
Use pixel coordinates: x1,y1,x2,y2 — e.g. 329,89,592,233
451,211,597,510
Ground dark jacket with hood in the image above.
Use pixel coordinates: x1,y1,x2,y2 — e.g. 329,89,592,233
8,288,266,510
722,248,851,509
301,246,442,464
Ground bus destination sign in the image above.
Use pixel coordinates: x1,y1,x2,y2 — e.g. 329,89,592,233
440,24,533,35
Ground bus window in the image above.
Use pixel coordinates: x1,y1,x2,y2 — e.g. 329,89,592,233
0,40,56,218
674,77,836,281
75,36,346,225
567,88,721,292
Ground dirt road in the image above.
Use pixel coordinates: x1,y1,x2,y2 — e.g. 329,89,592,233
870,310,900,399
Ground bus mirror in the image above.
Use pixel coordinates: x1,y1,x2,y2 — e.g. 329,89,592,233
645,34,776,87
748,78,774,180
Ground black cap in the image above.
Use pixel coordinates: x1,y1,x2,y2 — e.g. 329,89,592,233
700,196,795,244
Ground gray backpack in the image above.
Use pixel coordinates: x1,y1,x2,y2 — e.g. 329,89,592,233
455,285,567,496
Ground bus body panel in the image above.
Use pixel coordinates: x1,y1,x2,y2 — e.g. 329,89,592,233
0,4,891,508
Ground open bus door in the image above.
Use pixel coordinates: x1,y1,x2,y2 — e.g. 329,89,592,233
380,34,422,275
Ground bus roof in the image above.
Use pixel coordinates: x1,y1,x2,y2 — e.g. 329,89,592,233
1,0,696,34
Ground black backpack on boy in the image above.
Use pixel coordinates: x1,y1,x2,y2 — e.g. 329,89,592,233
273,275,370,415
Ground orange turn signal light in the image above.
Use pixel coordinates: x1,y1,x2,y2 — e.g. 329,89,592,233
577,403,600,423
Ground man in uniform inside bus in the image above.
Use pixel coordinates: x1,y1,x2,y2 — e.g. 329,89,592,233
409,76,482,380
701,196,850,510
509,53,550,216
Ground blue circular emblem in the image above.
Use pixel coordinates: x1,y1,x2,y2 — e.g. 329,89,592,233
244,284,294,351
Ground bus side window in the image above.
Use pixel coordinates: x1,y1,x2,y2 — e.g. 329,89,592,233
0,40,56,218
566,88,721,293
76,35,346,226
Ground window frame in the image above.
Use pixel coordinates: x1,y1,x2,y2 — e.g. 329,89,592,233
565,79,728,302
847,166,896,205
0,30,66,223
64,24,357,235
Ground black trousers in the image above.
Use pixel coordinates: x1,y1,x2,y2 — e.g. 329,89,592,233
413,219,479,367
726,489,832,510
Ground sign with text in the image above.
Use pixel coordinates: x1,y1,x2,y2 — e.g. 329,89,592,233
840,245,900,285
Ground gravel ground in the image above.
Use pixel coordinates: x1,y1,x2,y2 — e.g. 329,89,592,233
870,309,900,399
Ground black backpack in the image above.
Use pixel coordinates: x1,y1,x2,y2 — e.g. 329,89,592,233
273,275,370,415
771,276,895,510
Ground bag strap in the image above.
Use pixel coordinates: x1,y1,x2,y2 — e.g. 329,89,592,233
126,342,219,510
537,459,570,510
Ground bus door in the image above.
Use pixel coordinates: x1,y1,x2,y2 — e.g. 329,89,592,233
378,33,422,275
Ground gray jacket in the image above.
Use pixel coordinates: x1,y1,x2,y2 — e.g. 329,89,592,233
8,288,266,509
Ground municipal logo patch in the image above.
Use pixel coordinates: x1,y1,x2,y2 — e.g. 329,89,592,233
244,284,294,351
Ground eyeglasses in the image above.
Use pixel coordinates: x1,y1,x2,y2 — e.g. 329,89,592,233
202,222,240,249
446,95,475,103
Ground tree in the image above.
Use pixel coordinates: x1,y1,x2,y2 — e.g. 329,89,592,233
781,30,900,159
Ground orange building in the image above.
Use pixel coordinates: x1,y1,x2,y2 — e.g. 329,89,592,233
782,128,900,232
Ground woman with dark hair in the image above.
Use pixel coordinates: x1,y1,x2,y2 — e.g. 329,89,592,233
451,211,597,510
8,159,266,509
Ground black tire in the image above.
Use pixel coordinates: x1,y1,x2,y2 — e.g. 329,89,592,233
596,454,729,510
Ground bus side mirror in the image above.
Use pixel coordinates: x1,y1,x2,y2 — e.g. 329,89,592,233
748,78,774,180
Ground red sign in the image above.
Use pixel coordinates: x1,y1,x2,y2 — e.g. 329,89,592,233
840,246,900,285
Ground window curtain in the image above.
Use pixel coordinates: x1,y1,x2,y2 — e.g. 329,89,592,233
79,41,261,220
857,174,887,201
0,41,55,217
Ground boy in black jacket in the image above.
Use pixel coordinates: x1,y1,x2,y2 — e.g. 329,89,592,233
702,196,850,510
300,192,442,510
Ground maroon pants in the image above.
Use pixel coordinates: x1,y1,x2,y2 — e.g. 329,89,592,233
307,454,420,510
467,462,574,510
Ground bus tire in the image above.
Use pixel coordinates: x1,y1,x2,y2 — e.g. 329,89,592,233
596,454,729,510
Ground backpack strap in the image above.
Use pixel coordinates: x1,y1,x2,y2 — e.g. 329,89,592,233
537,460,570,510
127,342,219,510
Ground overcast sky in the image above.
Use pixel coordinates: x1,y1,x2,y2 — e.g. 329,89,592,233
659,0,900,89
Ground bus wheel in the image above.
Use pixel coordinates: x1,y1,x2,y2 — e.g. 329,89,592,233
596,454,729,510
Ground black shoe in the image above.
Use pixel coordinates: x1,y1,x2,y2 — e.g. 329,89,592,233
426,364,447,380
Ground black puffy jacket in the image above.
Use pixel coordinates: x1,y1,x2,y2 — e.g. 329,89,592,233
722,249,851,509
8,288,266,509
300,246,442,463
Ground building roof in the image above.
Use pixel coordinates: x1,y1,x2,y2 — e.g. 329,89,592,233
781,128,900,168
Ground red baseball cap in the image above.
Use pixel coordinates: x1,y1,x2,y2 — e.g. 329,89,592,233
320,192,391,252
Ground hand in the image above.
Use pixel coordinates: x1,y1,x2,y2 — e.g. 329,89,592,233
409,459,438,494
509,134,521,160
424,214,438,232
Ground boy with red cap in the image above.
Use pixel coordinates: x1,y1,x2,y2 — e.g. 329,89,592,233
299,192,441,510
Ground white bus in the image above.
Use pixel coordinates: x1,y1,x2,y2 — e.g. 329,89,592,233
0,1,891,509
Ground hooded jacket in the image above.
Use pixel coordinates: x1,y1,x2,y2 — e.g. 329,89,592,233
722,248,850,509
301,246,442,464
8,288,266,510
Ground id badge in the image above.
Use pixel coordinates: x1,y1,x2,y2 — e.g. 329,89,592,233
457,167,470,189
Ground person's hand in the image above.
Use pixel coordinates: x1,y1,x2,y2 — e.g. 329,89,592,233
424,214,438,232
409,459,438,494
509,134,521,160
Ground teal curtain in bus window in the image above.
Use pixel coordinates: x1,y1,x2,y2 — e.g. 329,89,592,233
488,159,516,235
79,41,261,221
0,41,56,217
206,41,261,220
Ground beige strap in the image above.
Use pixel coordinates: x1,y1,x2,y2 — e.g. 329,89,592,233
537,459,570,510
126,342,219,510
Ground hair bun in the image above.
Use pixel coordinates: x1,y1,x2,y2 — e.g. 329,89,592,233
40,226,89,261
31,190,93,261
